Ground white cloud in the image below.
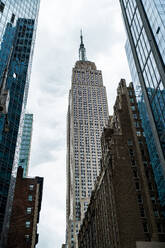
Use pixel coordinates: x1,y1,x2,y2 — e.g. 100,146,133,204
27,0,131,247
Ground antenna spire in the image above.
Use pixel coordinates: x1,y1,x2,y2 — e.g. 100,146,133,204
79,30,87,61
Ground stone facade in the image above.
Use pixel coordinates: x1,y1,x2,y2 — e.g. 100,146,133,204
78,79,165,248
6,167,43,248
66,58,109,247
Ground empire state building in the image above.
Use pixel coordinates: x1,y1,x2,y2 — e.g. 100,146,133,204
66,32,109,248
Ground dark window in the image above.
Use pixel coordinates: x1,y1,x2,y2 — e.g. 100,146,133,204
150,195,156,203
138,194,143,203
157,223,161,232
156,27,160,34
145,171,149,179
131,159,136,166
0,1,5,13
143,223,148,232
129,149,134,156
25,235,30,241
140,206,145,217
148,183,153,191
127,139,133,146
135,182,140,191
154,210,159,217
133,169,138,178
11,13,15,23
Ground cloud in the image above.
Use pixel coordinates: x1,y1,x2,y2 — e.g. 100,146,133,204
26,0,131,247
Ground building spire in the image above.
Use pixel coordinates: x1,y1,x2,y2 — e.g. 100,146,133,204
79,29,87,61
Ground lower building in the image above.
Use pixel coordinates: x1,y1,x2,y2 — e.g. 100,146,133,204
6,166,43,248
61,244,67,248
78,79,165,248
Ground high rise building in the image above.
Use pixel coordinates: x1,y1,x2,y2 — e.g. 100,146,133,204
19,113,33,177
78,79,165,248
66,33,109,247
6,166,43,248
0,0,40,240
119,0,165,212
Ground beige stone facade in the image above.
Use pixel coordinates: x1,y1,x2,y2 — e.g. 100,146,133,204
66,60,109,247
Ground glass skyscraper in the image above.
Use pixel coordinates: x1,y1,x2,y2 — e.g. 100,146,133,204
18,113,33,177
119,0,165,212
0,0,40,241
66,34,109,248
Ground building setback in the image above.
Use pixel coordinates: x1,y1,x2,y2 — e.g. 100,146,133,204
119,0,165,212
6,166,43,248
66,33,109,247
19,113,33,177
78,79,165,248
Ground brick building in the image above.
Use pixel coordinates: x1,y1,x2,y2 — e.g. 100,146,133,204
6,166,43,248
78,79,165,248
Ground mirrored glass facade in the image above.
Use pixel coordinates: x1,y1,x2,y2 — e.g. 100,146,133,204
120,0,165,212
0,0,40,238
18,113,33,177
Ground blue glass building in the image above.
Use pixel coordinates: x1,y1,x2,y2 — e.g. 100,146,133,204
18,113,33,177
119,0,165,212
0,0,40,239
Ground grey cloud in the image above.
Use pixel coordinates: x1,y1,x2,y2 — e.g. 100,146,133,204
27,0,131,247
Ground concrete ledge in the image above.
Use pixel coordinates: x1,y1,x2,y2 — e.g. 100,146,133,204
136,242,165,248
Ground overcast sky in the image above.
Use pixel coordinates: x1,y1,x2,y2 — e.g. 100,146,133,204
26,0,131,247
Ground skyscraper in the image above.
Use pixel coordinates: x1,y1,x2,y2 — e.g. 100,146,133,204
66,33,109,248
0,0,40,240
119,0,165,212
19,113,33,177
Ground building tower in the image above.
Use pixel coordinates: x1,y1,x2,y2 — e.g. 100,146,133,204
0,0,40,241
66,33,109,247
19,113,33,177
119,0,165,212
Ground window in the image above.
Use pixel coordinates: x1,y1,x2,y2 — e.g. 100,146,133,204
131,106,136,111
129,90,133,96
131,159,136,166
151,196,156,203
0,1,5,13
135,182,140,191
133,169,138,178
133,114,137,119
134,121,140,128
138,194,143,203
157,223,162,233
154,210,159,217
129,149,134,156
28,195,32,201
25,221,30,228
136,131,141,136
127,139,133,146
143,223,148,233
11,14,15,23
25,235,30,241
140,206,145,217
29,185,34,190
148,183,153,191
27,207,32,214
